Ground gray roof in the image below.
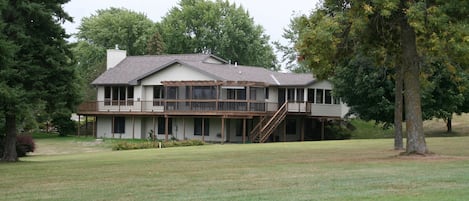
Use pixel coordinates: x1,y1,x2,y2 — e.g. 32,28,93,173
92,54,316,86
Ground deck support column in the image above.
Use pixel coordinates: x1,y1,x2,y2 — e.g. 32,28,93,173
301,118,305,142
321,118,325,140
202,118,205,142
152,116,156,139
221,116,225,144
283,120,286,142
165,115,169,142
77,115,81,137
112,116,115,138
93,116,96,138
132,116,135,139
242,118,246,144
183,118,186,140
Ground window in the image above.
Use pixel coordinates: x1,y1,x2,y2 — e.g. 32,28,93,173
153,85,164,99
316,89,324,104
307,89,315,103
157,117,172,135
265,88,269,99
250,87,257,100
113,117,125,134
193,86,216,99
227,88,246,100
104,86,111,105
194,118,209,136
286,119,297,135
167,87,178,99
297,89,304,103
325,90,332,104
127,86,134,105
107,86,132,106
287,88,295,102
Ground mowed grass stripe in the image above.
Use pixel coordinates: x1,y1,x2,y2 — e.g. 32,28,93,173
1,138,469,201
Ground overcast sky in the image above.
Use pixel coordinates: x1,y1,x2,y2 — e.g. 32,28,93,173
63,0,320,46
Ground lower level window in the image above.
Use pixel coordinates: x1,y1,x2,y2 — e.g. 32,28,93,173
113,117,125,133
194,118,209,136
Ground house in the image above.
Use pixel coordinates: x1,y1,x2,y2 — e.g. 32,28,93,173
77,49,349,143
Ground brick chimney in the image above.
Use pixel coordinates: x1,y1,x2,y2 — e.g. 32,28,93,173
106,48,127,70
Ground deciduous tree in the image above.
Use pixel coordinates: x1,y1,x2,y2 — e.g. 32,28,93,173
295,0,469,154
158,0,278,70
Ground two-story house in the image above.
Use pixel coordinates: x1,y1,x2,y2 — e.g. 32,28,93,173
77,49,349,143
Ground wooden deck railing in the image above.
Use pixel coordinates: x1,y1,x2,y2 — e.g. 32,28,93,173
77,100,281,114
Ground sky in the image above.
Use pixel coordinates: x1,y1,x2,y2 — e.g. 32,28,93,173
63,0,320,48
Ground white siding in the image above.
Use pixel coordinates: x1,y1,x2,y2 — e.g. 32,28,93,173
96,116,143,139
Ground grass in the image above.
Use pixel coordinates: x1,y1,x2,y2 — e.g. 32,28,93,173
1,137,469,201
350,113,469,139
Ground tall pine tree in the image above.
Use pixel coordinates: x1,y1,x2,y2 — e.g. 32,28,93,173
1,0,80,162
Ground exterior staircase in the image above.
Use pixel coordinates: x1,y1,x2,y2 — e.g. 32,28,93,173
250,102,288,143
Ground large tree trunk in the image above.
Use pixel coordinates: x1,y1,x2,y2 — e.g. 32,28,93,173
2,114,18,162
400,12,428,155
394,65,404,150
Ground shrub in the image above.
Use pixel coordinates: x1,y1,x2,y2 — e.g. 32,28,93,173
112,141,159,151
112,139,205,150
325,122,352,140
0,135,36,157
16,135,36,157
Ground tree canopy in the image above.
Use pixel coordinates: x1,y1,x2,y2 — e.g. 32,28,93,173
77,7,157,56
158,0,278,70
1,0,81,162
73,7,163,100
294,0,469,154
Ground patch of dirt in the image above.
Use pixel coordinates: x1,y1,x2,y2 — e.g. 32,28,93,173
391,153,469,161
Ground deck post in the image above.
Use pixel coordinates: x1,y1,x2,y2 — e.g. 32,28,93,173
152,116,156,139
85,116,88,135
165,115,169,142
132,116,135,139
93,116,96,138
202,118,205,142
283,120,286,142
112,116,115,138
221,116,225,144
301,118,305,141
321,118,325,140
183,118,186,140
77,115,81,137
242,118,246,144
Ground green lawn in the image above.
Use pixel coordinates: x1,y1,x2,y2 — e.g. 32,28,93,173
1,137,469,201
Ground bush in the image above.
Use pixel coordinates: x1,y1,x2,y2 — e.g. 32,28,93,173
112,141,159,151
112,139,205,151
16,135,36,157
325,122,352,140
0,135,35,157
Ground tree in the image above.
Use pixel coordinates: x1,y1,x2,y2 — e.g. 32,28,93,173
77,7,155,56
74,8,160,101
0,0,80,162
273,17,310,73
158,0,278,70
295,0,469,154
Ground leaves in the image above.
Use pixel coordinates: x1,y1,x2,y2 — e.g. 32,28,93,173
158,0,278,69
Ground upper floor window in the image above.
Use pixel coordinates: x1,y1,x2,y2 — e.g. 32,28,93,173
104,86,134,106
153,85,164,99
193,86,216,99
325,90,332,104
